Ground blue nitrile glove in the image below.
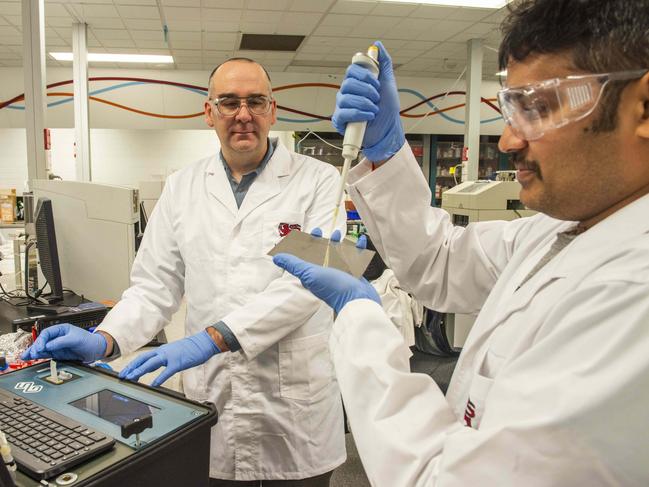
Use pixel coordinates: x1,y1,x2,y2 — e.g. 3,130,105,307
275,229,379,314
310,227,367,250
21,323,107,363
118,330,220,387
332,41,405,162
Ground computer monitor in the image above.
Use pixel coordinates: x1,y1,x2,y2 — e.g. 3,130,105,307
32,180,139,302
34,197,64,303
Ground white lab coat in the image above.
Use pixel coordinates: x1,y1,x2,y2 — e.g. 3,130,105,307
98,142,347,480
371,269,422,347
333,143,649,486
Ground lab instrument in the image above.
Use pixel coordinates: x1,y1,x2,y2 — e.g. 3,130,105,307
0,361,217,486
324,46,379,267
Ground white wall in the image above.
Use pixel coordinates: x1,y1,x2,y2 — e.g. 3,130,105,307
0,129,28,191
1,128,291,192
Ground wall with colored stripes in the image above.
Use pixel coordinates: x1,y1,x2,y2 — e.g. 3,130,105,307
0,67,505,134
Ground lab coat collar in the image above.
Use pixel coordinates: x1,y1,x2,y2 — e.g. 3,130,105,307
470,192,649,349
205,154,238,216
546,191,649,277
233,141,292,226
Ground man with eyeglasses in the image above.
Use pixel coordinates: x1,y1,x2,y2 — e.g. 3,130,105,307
271,0,649,485
22,58,347,486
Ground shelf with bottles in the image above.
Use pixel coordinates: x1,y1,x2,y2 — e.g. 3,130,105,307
294,131,354,167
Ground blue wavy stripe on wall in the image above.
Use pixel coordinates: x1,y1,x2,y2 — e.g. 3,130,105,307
5,80,501,124
7,81,208,109
398,88,502,124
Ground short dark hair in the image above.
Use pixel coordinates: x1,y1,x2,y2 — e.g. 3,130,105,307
499,0,649,132
207,57,272,97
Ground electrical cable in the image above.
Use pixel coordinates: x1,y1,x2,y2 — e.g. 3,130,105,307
405,65,468,134
296,129,343,155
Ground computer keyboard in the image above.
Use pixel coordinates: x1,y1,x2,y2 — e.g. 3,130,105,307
0,389,115,480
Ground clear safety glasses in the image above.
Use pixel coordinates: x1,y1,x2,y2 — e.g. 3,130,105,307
497,69,648,140
211,95,272,117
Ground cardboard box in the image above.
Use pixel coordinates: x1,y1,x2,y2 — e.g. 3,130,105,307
0,188,17,223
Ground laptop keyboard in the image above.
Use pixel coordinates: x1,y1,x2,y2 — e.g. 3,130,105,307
0,388,115,480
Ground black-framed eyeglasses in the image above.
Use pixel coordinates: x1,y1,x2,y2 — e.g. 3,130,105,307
210,96,273,116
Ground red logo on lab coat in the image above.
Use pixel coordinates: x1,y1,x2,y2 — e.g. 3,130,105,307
463,398,476,427
278,223,301,237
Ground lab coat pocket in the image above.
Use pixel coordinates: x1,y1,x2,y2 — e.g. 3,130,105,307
262,211,304,254
279,332,333,401
462,372,494,430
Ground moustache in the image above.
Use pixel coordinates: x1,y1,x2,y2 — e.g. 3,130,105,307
513,152,542,179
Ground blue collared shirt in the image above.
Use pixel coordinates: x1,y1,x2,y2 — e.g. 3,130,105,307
213,138,277,351
220,138,276,208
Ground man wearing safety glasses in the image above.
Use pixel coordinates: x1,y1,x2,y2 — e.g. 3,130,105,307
272,0,649,485
23,58,347,486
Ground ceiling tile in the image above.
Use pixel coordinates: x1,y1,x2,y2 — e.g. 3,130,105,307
114,0,158,4
0,34,21,45
86,18,127,29
176,63,202,69
134,38,169,48
45,3,72,17
264,51,295,61
202,20,240,32
239,21,277,35
203,31,238,43
312,25,353,37
274,23,314,36
371,2,417,17
203,50,230,62
0,25,19,36
446,7,495,22
116,5,160,19
320,13,363,27
330,1,375,15
172,48,202,57
0,2,22,16
46,17,73,27
411,5,456,19
280,11,322,28
130,29,165,40
165,19,202,30
53,27,72,39
162,6,201,20
161,0,200,5
200,8,242,22
101,38,136,48
482,7,509,24
45,37,69,47
352,16,394,37
294,51,326,60
93,28,132,40
288,0,335,13
174,55,202,63
243,10,282,23
0,17,7,27
140,48,172,54
248,0,290,10
171,31,201,41
3,16,20,27
297,44,333,55
201,0,245,8
172,39,201,49
124,18,162,30
73,4,120,18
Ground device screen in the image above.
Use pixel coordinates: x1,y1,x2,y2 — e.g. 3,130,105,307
70,389,160,426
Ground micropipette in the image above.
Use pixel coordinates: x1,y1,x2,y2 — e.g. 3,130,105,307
323,45,380,267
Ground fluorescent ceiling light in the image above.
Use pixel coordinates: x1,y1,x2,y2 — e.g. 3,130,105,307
50,52,174,63
496,70,507,76
374,0,508,8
